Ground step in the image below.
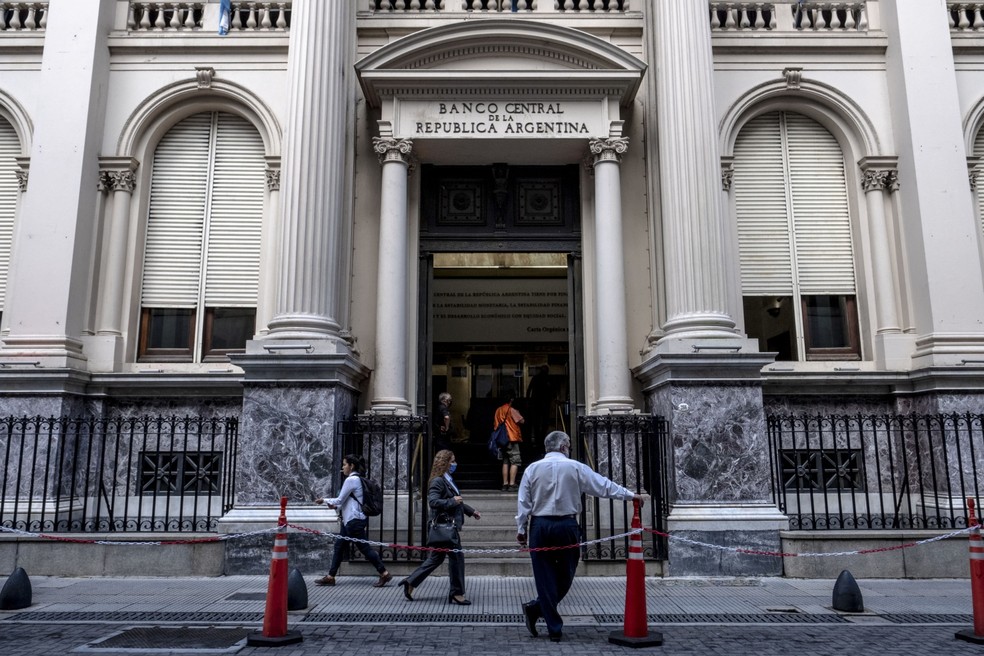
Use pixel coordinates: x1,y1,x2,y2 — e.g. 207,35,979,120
339,558,662,578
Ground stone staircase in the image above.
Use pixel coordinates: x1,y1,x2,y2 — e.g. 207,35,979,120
348,490,657,577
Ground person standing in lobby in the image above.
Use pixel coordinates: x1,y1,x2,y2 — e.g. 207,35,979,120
515,431,647,642
495,397,525,491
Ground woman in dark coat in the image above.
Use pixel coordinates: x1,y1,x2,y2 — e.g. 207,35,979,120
398,449,481,604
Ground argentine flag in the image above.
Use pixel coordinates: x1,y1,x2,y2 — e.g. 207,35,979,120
218,0,231,36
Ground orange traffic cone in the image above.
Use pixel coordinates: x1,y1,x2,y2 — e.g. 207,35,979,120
957,498,984,644
608,498,662,647
247,497,303,647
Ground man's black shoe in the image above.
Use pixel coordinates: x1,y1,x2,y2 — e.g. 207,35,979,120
522,601,539,638
548,633,563,643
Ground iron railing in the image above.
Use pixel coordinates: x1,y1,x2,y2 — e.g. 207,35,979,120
337,414,429,563
769,413,984,530
577,414,669,560
0,415,238,532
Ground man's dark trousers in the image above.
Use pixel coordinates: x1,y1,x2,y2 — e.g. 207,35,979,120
528,515,580,637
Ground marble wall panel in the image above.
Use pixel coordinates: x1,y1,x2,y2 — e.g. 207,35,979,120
647,383,771,503
236,384,358,505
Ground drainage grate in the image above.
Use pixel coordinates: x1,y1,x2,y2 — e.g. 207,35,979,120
880,614,974,624
301,612,524,623
224,592,267,601
5,611,265,623
78,626,251,653
594,613,849,624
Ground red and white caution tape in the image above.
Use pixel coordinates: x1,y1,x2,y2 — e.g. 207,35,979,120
643,526,976,558
0,524,280,545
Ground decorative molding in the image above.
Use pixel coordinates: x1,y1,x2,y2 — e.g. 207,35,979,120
972,168,981,192
372,137,414,165
721,158,735,191
589,137,629,164
196,66,216,89
265,168,281,191
783,67,803,89
107,170,136,193
14,169,28,192
858,157,900,193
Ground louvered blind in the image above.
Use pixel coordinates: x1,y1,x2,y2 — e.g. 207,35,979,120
733,112,793,294
204,113,264,306
141,113,211,307
0,118,18,312
733,111,855,296
786,113,856,294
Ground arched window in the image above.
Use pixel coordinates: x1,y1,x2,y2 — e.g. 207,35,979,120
733,110,860,361
0,116,19,325
139,111,264,362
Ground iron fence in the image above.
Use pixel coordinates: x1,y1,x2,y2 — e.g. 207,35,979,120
577,414,669,560
337,414,429,563
0,415,238,532
768,413,984,530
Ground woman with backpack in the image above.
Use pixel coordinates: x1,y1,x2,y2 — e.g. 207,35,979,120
398,449,481,604
314,453,392,588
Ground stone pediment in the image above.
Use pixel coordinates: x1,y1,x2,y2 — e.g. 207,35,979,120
356,20,646,108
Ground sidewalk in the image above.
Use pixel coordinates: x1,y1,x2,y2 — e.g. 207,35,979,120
0,574,980,655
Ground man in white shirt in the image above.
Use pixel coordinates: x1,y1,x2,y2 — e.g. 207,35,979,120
515,431,647,642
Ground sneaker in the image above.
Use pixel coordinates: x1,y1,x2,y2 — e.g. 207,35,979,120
501,485,509,491
507,484,519,492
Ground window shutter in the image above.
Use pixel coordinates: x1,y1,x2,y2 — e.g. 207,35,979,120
733,112,794,295
141,113,211,307
203,113,264,307
0,117,18,312
785,113,856,295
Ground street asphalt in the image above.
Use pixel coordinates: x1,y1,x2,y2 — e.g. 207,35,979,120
0,574,982,655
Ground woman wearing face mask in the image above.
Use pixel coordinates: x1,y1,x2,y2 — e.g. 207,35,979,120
399,449,481,604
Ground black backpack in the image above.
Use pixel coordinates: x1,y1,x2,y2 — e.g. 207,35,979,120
357,474,384,517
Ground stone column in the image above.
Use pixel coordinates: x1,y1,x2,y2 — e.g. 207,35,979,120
861,159,902,335
652,0,741,347
225,1,367,563
87,158,139,371
589,136,634,413
265,0,355,340
635,1,784,576
0,0,116,371
95,159,138,337
882,0,984,367
370,137,413,414
256,159,280,336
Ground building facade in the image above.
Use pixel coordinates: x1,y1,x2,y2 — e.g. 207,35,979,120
2,0,984,576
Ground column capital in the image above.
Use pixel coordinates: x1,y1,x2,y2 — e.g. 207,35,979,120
858,156,900,192
265,168,281,192
373,137,414,165
97,156,140,192
589,137,629,164
721,157,735,191
14,156,29,192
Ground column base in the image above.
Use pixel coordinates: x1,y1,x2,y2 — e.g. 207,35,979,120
0,335,88,369
910,332,984,368
873,332,914,370
82,334,124,372
666,502,789,577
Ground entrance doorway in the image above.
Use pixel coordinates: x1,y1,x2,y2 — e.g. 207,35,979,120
425,254,576,489
417,164,583,489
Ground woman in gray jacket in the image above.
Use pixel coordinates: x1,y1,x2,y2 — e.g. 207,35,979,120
398,449,481,604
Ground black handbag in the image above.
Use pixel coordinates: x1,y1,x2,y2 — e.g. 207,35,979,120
427,514,458,547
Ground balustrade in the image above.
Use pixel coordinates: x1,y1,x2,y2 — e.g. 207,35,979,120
710,1,868,32
128,2,203,30
126,1,290,32
950,3,984,31
367,0,629,13
0,2,47,31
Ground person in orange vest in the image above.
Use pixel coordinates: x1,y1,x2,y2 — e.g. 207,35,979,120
494,397,525,491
